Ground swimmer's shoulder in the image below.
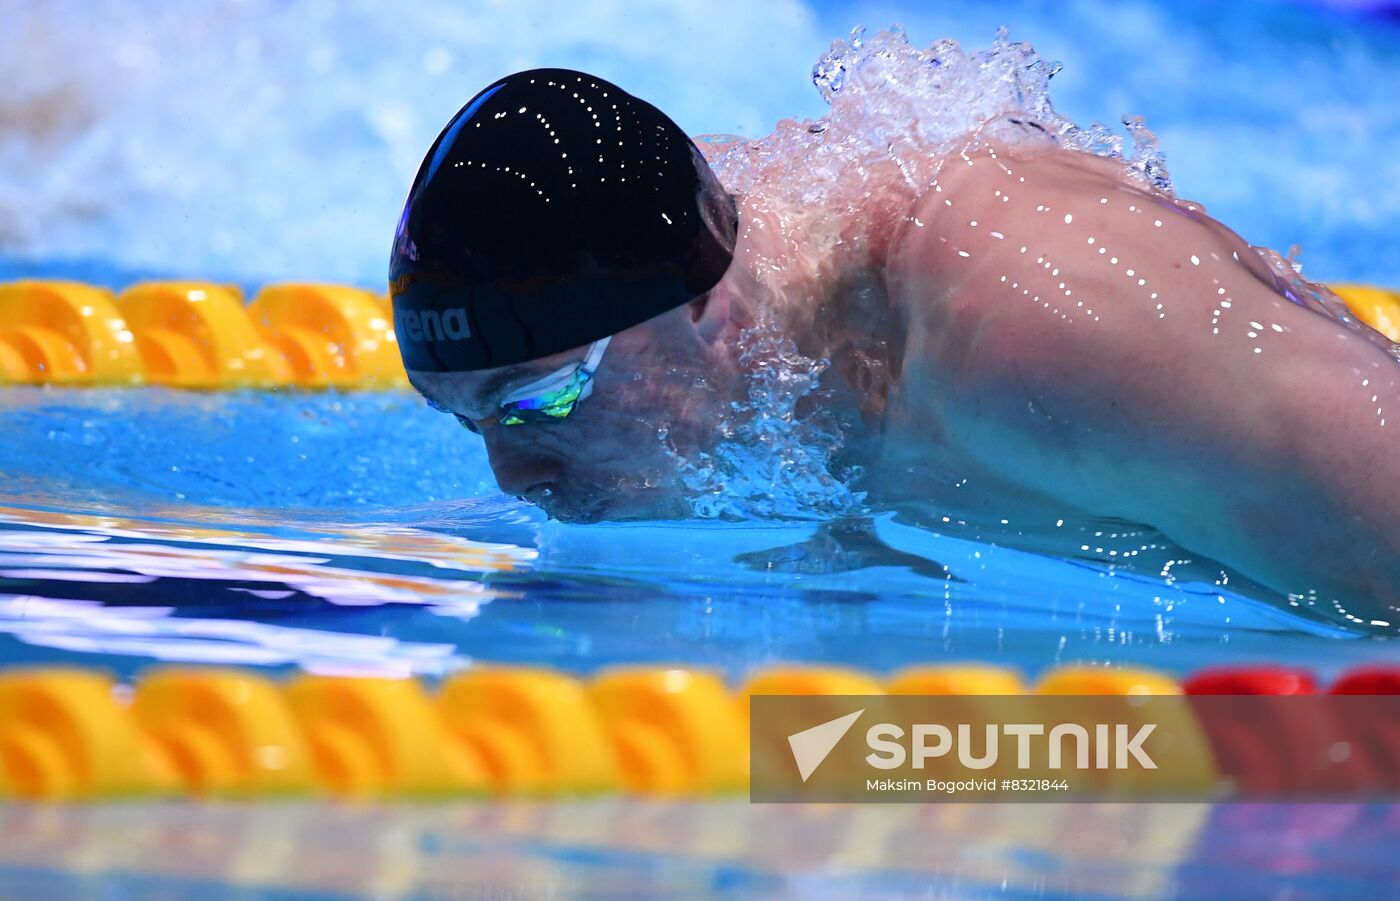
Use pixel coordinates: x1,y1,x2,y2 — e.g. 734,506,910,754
885,140,1168,293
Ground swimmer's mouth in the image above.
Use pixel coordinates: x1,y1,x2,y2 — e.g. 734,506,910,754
518,490,614,523
553,498,613,524
527,491,688,523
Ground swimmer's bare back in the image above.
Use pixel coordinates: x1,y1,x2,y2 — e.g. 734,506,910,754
881,141,1400,621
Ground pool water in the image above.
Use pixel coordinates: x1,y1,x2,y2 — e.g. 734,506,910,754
0,384,1387,685
2,0,1400,897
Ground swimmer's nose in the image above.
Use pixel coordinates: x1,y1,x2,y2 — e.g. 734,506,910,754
490,455,565,499
518,480,557,504
481,427,572,499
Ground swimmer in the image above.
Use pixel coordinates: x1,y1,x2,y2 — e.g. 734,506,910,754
393,68,1400,624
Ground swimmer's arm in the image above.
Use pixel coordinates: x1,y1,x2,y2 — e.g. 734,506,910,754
892,155,1400,618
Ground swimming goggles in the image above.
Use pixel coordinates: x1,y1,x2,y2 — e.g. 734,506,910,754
427,336,610,433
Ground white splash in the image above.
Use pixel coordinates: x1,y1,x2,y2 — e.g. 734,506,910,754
683,25,1181,519
674,314,866,520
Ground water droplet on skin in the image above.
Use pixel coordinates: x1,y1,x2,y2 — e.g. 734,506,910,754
692,24,1400,520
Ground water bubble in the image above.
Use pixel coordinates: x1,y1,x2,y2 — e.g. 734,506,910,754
811,50,849,101
1121,115,1172,192
671,315,866,520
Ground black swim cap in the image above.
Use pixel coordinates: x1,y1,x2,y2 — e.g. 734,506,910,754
389,68,738,373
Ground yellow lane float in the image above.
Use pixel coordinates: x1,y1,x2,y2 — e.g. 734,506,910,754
0,668,173,800
3,277,1396,388
131,668,314,798
0,661,1394,802
1329,283,1400,342
0,280,144,385
247,283,407,388
119,281,288,388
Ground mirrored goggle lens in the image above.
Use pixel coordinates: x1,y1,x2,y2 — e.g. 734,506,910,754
498,369,591,425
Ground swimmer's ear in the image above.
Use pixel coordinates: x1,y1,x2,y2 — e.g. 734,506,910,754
688,283,730,345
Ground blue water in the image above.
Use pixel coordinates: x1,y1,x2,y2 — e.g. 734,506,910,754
0,379,1391,685
3,1,1400,899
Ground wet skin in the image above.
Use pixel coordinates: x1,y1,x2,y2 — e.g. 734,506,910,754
408,139,1400,624
878,141,1400,623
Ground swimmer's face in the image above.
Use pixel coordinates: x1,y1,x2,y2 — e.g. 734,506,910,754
407,290,743,522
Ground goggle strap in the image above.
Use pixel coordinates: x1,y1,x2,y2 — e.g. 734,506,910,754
500,335,611,405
